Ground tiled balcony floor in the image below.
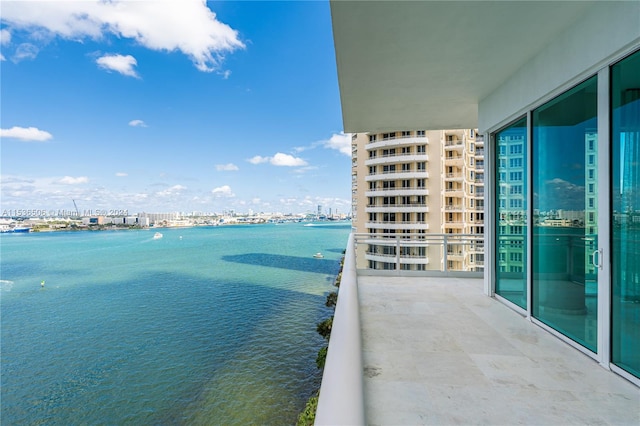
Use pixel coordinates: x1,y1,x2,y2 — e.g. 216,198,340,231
359,276,639,425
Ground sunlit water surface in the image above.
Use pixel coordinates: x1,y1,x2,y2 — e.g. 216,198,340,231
1,223,350,425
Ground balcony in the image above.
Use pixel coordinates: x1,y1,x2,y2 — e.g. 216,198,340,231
444,155,464,166
365,188,429,197
367,136,428,150
444,187,464,196
365,221,429,230
315,235,639,426
444,140,464,151
365,170,429,181
444,172,464,181
364,152,428,167
366,204,429,213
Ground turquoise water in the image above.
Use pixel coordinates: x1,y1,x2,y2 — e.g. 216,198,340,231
0,223,350,425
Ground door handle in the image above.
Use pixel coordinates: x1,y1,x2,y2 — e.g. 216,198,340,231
592,248,603,270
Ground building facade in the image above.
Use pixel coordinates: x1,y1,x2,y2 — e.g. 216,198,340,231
351,129,484,272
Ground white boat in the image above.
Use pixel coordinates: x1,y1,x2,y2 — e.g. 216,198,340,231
313,252,324,258
153,232,163,239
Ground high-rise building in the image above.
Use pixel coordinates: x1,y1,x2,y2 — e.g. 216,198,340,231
351,129,484,272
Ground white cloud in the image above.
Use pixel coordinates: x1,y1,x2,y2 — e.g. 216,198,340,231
156,184,187,197
248,155,269,165
271,153,307,167
0,54,5,61
212,185,234,197
249,153,308,167
97,54,139,78
1,126,53,142
0,29,11,45
115,172,128,177
1,1,245,72
221,70,231,79
215,163,239,171
128,119,147,127
13,43,38,62
322,132,352,156
57,176,89,185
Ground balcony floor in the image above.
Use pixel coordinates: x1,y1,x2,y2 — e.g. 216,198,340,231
358,276,639,425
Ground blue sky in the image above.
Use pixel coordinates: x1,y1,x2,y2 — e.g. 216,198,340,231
0,1,351,216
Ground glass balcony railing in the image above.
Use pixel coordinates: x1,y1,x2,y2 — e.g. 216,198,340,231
354,232,484,275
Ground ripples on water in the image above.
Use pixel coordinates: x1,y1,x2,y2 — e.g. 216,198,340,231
0,223,350,425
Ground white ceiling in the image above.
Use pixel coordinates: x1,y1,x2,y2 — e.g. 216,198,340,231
330,1,597,133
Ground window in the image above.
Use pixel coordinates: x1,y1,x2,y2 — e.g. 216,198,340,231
509,144,523,154
402,163,411,171
401,146,411,154
382,181,396,189
402,179,411,188
369,151,377,158
417,130,425,137
510,171,523,181
369,134,377,142
417,145,426,153
417,162,426,171
382,165,396,173
416,179,425,188
509,158,523,168
369,166,376,175
401,131,411,137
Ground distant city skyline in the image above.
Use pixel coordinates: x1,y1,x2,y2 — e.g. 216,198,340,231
0,1,351,215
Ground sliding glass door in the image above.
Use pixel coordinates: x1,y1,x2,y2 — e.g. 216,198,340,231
532,76,598,352
611,50,640,377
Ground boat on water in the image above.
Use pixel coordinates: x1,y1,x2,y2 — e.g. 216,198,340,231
153,232,163,240
0,226,31,233
313,252,324,258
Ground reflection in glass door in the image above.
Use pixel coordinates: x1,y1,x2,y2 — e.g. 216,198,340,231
532,76,598,352
611,50,640,378
495,117,527,308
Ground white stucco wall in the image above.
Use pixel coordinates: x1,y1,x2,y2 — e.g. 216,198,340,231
479,1,640,133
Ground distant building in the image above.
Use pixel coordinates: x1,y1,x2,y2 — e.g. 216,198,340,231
351,129,484,272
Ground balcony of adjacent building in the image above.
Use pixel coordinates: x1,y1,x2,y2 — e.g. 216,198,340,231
315,234,639,426
444,203,464,212
443,138,464,151
443,185,464,197
444,170,464,182
366,204,429,213
365,188,429,197
366,221,430,231
365,170,429,182
366,135,428,150
444,154,464,166
364,152,429,167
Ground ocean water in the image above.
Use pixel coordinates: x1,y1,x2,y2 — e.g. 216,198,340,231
0,222,350,425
